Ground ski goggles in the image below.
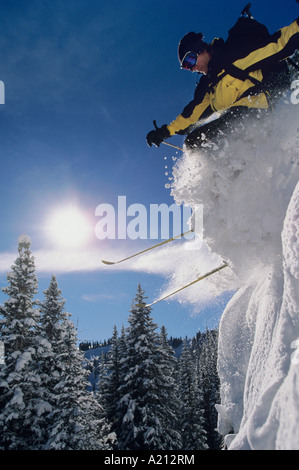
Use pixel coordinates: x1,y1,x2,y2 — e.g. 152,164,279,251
181,51,198,71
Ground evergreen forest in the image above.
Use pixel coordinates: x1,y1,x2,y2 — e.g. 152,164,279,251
0,237,221,450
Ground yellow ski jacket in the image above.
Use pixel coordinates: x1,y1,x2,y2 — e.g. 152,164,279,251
167,18,299,136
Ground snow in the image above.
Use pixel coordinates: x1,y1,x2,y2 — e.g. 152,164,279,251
0,341,4,365
18,234,31,246
15,350,32,372
170,101,299,450
36,401,52,417
11,387,24,406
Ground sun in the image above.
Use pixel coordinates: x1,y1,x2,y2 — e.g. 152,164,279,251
46,205,92,248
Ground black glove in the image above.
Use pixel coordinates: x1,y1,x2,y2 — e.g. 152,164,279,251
146,122,170,147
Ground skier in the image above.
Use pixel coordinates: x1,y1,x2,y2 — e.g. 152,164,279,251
146,5,299,150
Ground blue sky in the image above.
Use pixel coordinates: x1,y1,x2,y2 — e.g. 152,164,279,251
0,0,298,342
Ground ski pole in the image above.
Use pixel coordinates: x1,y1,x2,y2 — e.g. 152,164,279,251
162,141,183,152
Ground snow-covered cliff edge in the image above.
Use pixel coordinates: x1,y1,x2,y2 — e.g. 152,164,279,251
170,102,299,450
218,181,299,449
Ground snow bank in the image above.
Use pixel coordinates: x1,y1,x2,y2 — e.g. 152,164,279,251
170,102,299,450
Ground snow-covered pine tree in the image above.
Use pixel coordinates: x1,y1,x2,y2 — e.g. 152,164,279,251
156,326,182,449
112,323,128,438
178,340,208,450
116,286,160,450
0,235,50,450
99,325,121,444
198,329,222,450
40,275,111,450
39,274,66,401
86,354,102,392
116,285,179,450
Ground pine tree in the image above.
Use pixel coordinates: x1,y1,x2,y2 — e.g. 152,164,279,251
156,326,182,449
40,275,111,450
178,340,208,450
0,235,50,449
39,274,66,402
86,354,102,392
116,286,159,449
198,329,222,450
116,285,180,450
99,325,121,444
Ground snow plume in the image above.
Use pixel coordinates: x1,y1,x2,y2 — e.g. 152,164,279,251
171,104,299,283
170,101,299,450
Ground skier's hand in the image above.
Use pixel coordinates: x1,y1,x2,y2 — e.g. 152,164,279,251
146,124,170,147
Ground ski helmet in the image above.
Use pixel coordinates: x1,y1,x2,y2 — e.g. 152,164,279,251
178,32,207,65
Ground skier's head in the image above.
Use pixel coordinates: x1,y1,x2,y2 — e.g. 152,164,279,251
178,32,208,71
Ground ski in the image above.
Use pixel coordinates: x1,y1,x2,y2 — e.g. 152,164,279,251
145,261,229,307
101,230,194,265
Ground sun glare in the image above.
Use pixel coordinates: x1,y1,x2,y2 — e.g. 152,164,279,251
46,206,92,248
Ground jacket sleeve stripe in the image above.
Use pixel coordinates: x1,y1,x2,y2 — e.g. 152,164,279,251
234,20,299,73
